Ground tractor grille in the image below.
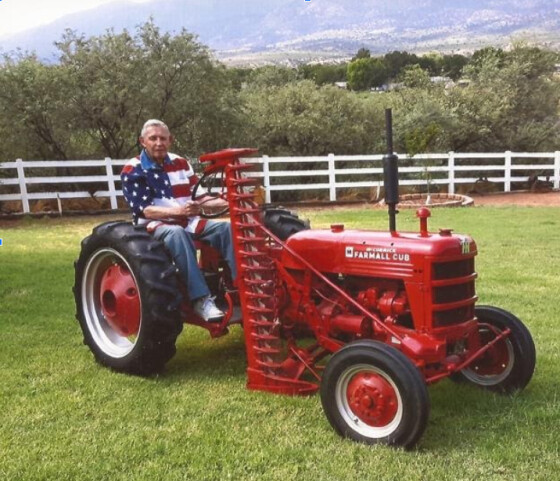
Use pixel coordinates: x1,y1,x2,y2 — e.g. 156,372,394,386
433,282,475,304
431,258,476,328
433,258,474,280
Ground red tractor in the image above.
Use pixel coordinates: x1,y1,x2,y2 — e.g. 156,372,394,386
74,111,535,448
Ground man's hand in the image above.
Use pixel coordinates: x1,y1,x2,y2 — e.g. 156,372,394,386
196,195,228,208
177,201,201,217
195,195,229,216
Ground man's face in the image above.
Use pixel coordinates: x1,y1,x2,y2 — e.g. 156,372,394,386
139,126,173,164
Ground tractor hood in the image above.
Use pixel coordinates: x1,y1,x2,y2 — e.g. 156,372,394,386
281,227,477,280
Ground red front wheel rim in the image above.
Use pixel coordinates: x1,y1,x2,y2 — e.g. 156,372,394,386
463,327,514,385
336,364,403,438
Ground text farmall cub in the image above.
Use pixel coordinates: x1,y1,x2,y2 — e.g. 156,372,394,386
74,111,535,449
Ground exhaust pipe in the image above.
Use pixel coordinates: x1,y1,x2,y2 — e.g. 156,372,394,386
383,108,399,233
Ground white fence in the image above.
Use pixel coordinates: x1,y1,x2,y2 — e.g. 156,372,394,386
1,151,559,214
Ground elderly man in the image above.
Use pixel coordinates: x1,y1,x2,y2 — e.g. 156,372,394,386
121,119,236,321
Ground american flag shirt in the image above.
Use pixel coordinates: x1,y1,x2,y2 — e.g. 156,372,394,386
121,150,205,233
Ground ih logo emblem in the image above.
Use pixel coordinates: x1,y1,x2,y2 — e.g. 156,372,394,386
460,238,470,254
345,246,354,258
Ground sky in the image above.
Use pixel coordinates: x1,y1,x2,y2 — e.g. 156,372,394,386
0,0,149,37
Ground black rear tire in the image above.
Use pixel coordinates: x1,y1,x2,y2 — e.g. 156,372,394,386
263,208,310,240
73,221,183,375
453,305,535,393
321,340,430,449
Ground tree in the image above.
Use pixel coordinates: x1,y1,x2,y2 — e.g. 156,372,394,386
239,80,385,156
400,64,431,89
454,44,560,151
384,51,420,79
244,66,299,88
0,54,74,161
347,58,371,91
352,47,371,61
417,53,441,76
347,57,387,91
55,21,239,158
55,29,145,160
441,54,468,80
226,67,252,91
468,47,505,74
382,44,560,155
299,63,347,85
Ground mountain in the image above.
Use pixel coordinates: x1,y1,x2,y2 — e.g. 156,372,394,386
1,0,560,65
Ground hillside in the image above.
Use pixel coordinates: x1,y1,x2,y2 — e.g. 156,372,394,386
1,0,559,65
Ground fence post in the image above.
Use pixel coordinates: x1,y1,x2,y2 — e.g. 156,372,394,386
554,151,560,190
16,158,30,214
504,151,512,192
104,157,118,210
448,151,455,194
328,153,336,201
262,155,271,204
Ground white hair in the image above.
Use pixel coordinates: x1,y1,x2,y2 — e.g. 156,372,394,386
140,119,170,137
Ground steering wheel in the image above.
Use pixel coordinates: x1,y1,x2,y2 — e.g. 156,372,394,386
191,168,229,219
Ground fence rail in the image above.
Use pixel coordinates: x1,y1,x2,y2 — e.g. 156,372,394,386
1,152,559,214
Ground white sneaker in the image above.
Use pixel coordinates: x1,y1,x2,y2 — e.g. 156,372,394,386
194,296,224,322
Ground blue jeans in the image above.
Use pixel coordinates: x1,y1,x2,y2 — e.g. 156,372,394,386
152,221,236,301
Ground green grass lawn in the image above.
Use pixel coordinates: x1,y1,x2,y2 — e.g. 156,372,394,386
1,206,559,481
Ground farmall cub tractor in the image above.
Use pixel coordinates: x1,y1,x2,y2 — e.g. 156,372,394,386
74,111,535,449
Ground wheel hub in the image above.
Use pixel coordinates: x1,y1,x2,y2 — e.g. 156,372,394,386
471,330,510,376
347,372,398,427
99,263,141,337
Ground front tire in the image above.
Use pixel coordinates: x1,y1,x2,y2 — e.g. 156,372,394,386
321,340,430,449
74,222,183,375
455,306,535,393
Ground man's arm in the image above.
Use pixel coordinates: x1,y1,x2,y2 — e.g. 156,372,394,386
121,164,156,219
195,195,228,208
122,161,203,222
143,202,201,220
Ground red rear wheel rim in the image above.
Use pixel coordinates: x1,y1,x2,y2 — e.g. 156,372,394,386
99,263,141,337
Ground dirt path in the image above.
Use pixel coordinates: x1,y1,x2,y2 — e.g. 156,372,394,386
302,191,560,212
469,191,560,206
